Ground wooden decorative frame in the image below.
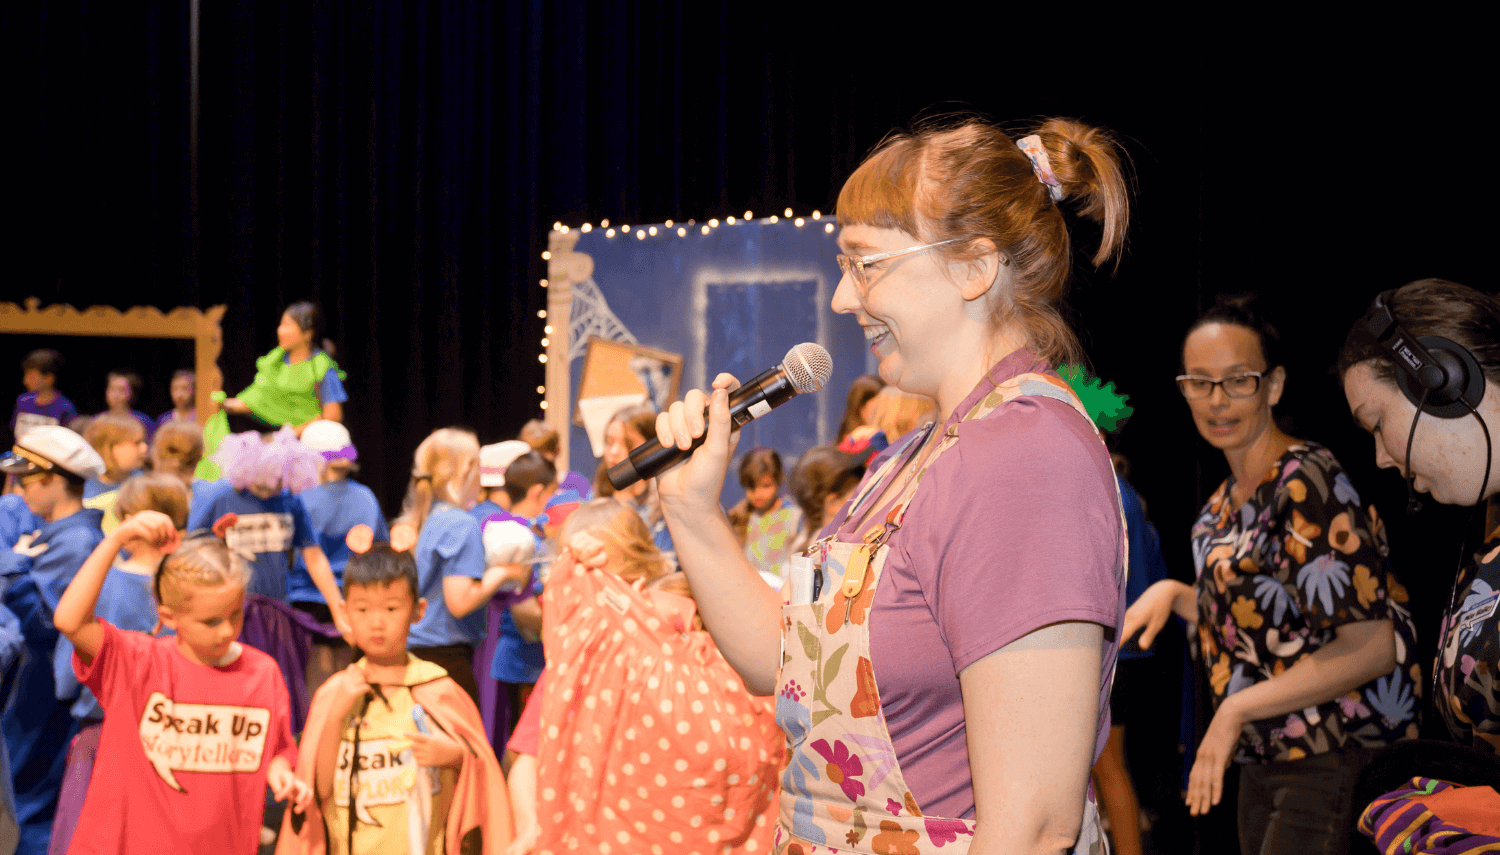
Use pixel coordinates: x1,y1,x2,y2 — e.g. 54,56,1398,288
571,337,684,427
0,297,227,426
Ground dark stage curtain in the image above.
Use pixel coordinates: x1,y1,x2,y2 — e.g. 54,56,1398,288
3,9,1495,848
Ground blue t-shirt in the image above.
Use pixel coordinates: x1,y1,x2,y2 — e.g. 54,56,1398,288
57,566,169,721
467,500,505,527
188,477,228,524
1,507,102,847
407,503,485,648
155,409,195,428
483,510,546,684
290,479,388,603
82,477,118,502
284,350,349,405
1117,475,1170,660
26,509,105,614
0,494,43,577
186,488,316,601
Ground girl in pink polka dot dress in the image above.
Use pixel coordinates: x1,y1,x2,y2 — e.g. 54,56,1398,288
505,499,782,855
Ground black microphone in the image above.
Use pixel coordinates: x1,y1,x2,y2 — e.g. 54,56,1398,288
607,342,833,491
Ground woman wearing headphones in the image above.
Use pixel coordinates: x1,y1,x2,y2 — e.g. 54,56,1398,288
1340,281,1500,780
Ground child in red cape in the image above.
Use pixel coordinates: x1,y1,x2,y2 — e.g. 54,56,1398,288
278,525,512,854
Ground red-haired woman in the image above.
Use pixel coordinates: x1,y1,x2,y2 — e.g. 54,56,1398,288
656,117,1131,853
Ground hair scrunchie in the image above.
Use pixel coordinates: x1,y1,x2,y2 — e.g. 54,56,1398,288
1016,135,1064,202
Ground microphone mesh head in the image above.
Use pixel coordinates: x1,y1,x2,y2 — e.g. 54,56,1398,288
783,343,833,394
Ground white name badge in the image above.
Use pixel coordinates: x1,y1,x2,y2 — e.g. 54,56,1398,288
788,553,814,605
1457,590,1500,634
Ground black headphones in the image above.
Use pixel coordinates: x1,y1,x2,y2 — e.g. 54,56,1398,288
1359,289,1492,512
1360,289,1486,418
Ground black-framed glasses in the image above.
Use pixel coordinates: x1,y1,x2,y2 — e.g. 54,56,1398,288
1175,371,1265,400
835,238,964,296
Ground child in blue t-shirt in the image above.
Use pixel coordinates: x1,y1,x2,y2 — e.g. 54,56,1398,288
186,428,347,630
81,412,148,535
0,425,106,853
471,440,533,526
10,349,77,443
482,452,557,740
399,429,514,704
291,420,386,692
47,472,188,855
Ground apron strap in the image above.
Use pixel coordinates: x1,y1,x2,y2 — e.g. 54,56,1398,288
832,373,1104,599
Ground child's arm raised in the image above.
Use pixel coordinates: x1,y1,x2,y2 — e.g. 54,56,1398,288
54,510,179,663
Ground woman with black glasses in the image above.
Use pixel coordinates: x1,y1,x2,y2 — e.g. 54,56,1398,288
1124,296,1419,855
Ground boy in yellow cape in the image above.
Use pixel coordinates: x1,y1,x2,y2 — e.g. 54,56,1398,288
278,524,512,854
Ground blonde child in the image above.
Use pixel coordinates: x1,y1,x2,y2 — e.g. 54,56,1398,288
593,404,672,557
399,428,513,703
48,472,189,854
148,419,223,516
278,533,512,854
503,500,781,855
82,412,148,534
52,512,309,853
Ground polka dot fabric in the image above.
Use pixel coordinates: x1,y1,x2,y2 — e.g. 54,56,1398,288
536,556,783,854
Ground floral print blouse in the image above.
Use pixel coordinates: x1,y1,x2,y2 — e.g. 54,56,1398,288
1191,442,1421,763
1436,533,1500,752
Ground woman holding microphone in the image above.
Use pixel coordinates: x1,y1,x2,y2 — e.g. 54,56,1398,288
648,115,1131,854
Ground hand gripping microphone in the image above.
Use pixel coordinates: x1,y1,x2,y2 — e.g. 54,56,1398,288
606,342,833,491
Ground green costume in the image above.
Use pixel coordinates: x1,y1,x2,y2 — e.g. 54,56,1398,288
198,348,346,479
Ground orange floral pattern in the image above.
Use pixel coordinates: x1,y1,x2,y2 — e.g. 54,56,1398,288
1191,443,1419,762
850,656,880,718
772,371,1112,854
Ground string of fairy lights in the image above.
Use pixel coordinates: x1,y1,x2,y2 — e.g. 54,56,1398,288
535,208,836,413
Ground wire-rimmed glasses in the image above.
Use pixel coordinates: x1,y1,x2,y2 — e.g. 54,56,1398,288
835,238,964,295
1175,371,1266,400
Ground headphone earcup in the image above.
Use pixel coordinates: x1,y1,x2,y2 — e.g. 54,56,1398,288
1393,335,1487,418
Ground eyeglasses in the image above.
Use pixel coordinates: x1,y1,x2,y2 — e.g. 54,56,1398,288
1176,372,1266,400
835,238,964,295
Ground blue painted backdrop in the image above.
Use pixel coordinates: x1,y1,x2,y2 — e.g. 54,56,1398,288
567,217,872,506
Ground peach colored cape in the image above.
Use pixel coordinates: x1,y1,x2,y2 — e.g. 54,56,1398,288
276,656,513,854
535,556,783,853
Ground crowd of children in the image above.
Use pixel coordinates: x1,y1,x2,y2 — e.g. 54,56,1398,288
1,321,826,855
2,331,1151,855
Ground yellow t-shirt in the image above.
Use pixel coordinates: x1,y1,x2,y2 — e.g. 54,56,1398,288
82,487,120,534
323,658,458,855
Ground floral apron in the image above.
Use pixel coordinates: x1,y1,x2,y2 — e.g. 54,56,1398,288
772,373,1122,855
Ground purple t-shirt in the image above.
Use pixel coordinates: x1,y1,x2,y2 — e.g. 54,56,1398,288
828,350,1124,820
156,409,195,428
11,391,78,438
